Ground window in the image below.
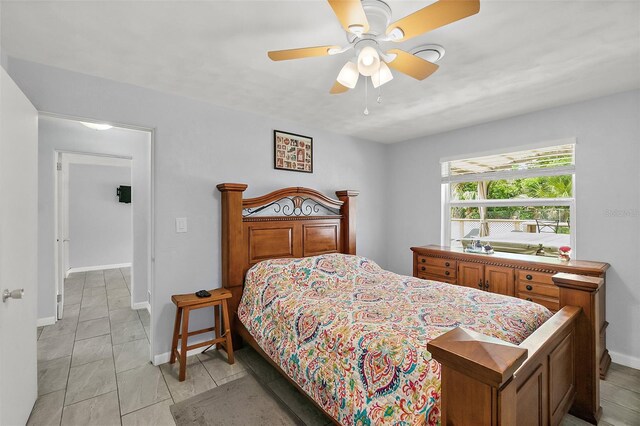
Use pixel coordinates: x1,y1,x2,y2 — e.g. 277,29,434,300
441,142,576,257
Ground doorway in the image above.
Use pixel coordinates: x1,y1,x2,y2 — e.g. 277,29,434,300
55,152,133,318
40,114,153,362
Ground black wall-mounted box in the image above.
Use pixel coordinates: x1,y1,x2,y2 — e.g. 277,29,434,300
117,185,131,203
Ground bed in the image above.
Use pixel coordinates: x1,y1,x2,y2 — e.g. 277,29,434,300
217,183,604,425
238,254,551,424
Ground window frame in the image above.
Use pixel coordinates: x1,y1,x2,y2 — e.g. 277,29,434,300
440,140,577,256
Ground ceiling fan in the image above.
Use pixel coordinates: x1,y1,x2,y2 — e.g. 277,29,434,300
268,0,480,94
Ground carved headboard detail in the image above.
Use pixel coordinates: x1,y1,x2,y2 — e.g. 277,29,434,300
216,183,358,342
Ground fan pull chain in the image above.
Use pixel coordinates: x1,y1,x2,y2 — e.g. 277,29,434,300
377,84,383,104
364,77,369,115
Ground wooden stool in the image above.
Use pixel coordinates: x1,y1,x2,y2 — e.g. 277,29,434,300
170,288,234,381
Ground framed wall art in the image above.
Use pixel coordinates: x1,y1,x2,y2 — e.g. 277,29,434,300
274,130,313,173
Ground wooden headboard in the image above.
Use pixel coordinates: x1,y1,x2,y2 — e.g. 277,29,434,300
216,183,358,341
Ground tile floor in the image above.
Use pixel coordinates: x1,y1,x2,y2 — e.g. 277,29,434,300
29,268,640,425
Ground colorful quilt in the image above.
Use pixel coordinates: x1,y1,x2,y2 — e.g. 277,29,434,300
238,254,552,425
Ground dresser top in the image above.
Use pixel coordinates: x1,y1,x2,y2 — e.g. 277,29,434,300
411,245,610,275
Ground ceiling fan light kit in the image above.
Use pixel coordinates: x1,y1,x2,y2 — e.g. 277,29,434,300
267,0,480,110
337,61,360,89
357,45,381,76
372,61,393,88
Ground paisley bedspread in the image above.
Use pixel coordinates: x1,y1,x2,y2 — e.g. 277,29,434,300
237,254,552,425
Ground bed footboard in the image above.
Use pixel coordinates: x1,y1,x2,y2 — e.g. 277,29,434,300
429,272,604,425
428,306,580,425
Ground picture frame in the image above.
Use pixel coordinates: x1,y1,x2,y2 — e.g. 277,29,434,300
273,130,313,173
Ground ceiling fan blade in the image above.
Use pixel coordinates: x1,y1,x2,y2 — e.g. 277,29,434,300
330,81,350,94
327,0,370,34
268,45,341,61
386,0,480,42
386,49,439,80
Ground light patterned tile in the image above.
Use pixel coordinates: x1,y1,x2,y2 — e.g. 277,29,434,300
83,287,106,297
199,349,247,384
109,308,140,324
27,389,65,426
75,317,110,341
64,292,82,306
137,308,150,326
108,295,131,311
111,319,146,345
63,303,80,319
65,358,116,405
117,363,171,415
72,334,112,367
81,294,107,308
79,304,108,322
37,356,71,396
39,316,78,340
113,338,150,373
107,287,130,300
160,359,217,403
37,333,74,362
61,391,120,426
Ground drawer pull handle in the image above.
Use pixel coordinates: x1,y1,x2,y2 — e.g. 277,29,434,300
445,262,450,267
445,271,450,276
526,285,533,291
421,266,426,271
484,282,489,289
478,281,483,288
526,297,533,302
421,258,426,263
526,274,533,280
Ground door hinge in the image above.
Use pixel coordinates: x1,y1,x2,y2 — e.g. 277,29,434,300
57,162,62,171
57,294,62,302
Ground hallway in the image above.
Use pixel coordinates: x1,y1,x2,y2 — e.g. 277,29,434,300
29,268,165,425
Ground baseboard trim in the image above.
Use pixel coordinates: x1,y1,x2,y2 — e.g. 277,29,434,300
132,301,150,311
609,350,640,370
153,334,216,365
37,316,56,327
67,263,132,274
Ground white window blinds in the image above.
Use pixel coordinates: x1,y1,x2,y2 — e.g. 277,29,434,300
441,143,575,183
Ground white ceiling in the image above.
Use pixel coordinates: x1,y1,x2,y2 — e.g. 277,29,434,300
2,0,639,143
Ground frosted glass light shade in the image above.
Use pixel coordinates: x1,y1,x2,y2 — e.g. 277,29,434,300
357,46,380,76
337,61,359,89
372,62,393,88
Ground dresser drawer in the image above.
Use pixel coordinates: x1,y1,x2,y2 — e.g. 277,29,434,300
418,273,457,285
520,294,560,312
416,255,457,270
517,270,555,286
517,281,559,299
416,264,456,279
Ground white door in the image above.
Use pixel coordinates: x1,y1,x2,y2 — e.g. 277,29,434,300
55,152,65,318
0,67,39,424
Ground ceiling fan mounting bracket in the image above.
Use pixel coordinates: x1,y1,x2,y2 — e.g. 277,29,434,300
345,0,392,42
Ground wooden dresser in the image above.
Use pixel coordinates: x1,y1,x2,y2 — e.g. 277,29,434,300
411,245,611,378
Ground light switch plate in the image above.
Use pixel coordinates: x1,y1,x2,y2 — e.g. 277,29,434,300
176,217,188,233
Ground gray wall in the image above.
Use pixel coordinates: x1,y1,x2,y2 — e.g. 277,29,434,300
38,116,151,319
69,163,132,269
385,90,640,367
5,57,389,360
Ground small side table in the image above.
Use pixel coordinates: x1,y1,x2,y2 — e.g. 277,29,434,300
170,288,234,381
